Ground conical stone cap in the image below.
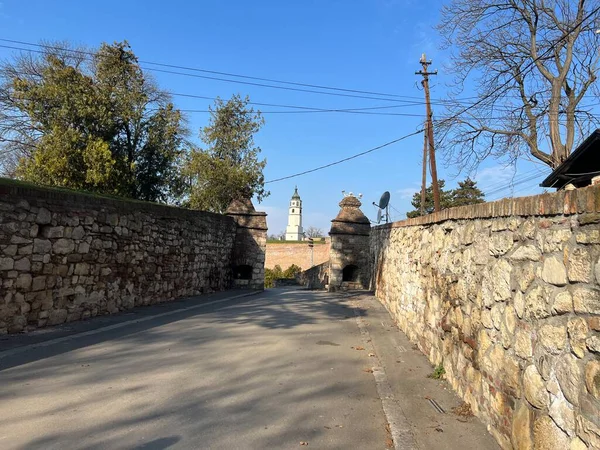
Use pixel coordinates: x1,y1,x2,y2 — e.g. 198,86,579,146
330,195,370,236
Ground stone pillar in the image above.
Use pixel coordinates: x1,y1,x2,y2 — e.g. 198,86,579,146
226,198,268,290
328,195,371,291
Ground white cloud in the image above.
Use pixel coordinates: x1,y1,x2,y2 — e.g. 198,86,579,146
396,186,419,199
474,165,517,192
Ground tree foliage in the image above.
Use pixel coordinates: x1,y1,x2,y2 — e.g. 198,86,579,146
0,41,186,202
451,177,485,207
184,95,269,213
406,179,455,218
283,264,302,278
406,178,485,218
436,0,600,170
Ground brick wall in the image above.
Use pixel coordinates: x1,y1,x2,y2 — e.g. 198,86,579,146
265,240,330,271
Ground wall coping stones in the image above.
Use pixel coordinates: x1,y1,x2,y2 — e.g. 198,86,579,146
374,184,600,229
0,177,230,223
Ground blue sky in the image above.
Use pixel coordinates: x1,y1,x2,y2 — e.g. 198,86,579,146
0,0,552,234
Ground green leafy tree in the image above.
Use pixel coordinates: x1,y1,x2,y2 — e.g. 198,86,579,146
183,94,269,213
406,179,454,218
264,264,283,288
1,41,186,202
283,264,302,278
451,177,485,207
406,178,486,218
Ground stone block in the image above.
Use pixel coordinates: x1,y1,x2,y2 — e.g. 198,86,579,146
512,402,534,450
569,437,588,450
575,229,600,244
515,263,536,292
14,257,30,272
525,285,550,319
542,256,568,286
17,244,32,255
586,335,600,353
566,247,592,283
36,208,51,225
72,226,85,240
556,353,582,406
3,244,17,256
42,226,64,239
32,276,46,292
33,239,52,254
533,415,570,450
568,318,589,359
524,364,549,408
553,290,573,315
489,232,514,256
576,414,600,449
492,259,512,301
549,394,576,436
510,245,542,261
15,273,32,290
0,257,14,271
53,238,75,255
585,359,600,399
48,309,67,326
539,323,567,354
515,328,533,359
573,287,600,315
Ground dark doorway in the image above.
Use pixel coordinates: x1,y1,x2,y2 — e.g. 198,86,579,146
342,265,359,282
234,265,253,280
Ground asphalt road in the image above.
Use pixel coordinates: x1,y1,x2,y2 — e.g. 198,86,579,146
0,288,498,450
0,289,392,449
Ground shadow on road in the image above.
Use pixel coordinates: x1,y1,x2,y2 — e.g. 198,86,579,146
0,288,364,370
0,288,376,449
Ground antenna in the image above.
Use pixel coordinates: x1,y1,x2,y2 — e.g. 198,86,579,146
373,191,391,223
378,191,390,209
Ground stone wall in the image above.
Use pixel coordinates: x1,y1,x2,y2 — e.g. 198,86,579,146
296,261,330,289
329,195,370,291
0,181,261,334
370,186,600,450
226,198,268,290
264,240,330,271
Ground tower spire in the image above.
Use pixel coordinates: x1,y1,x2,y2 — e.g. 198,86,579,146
286,186,303,240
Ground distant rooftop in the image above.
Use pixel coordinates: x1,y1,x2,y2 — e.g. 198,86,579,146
541,129,600,189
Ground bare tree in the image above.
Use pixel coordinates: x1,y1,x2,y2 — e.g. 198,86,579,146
436,0,600,170
304,226,324,238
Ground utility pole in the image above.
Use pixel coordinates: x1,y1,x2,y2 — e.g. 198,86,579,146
420,121,428,215
416,54,440,212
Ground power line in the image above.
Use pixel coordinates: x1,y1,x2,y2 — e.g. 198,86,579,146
0,38,417,100
265,129,423,183
0,40,456,104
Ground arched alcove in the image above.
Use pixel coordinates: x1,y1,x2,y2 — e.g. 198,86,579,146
233,265,253,280
342,265,359,282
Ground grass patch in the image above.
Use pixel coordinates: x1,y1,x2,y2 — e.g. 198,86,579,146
428,363,446,380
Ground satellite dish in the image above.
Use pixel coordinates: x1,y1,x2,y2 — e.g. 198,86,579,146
378,191,391,209
376,209,382,223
